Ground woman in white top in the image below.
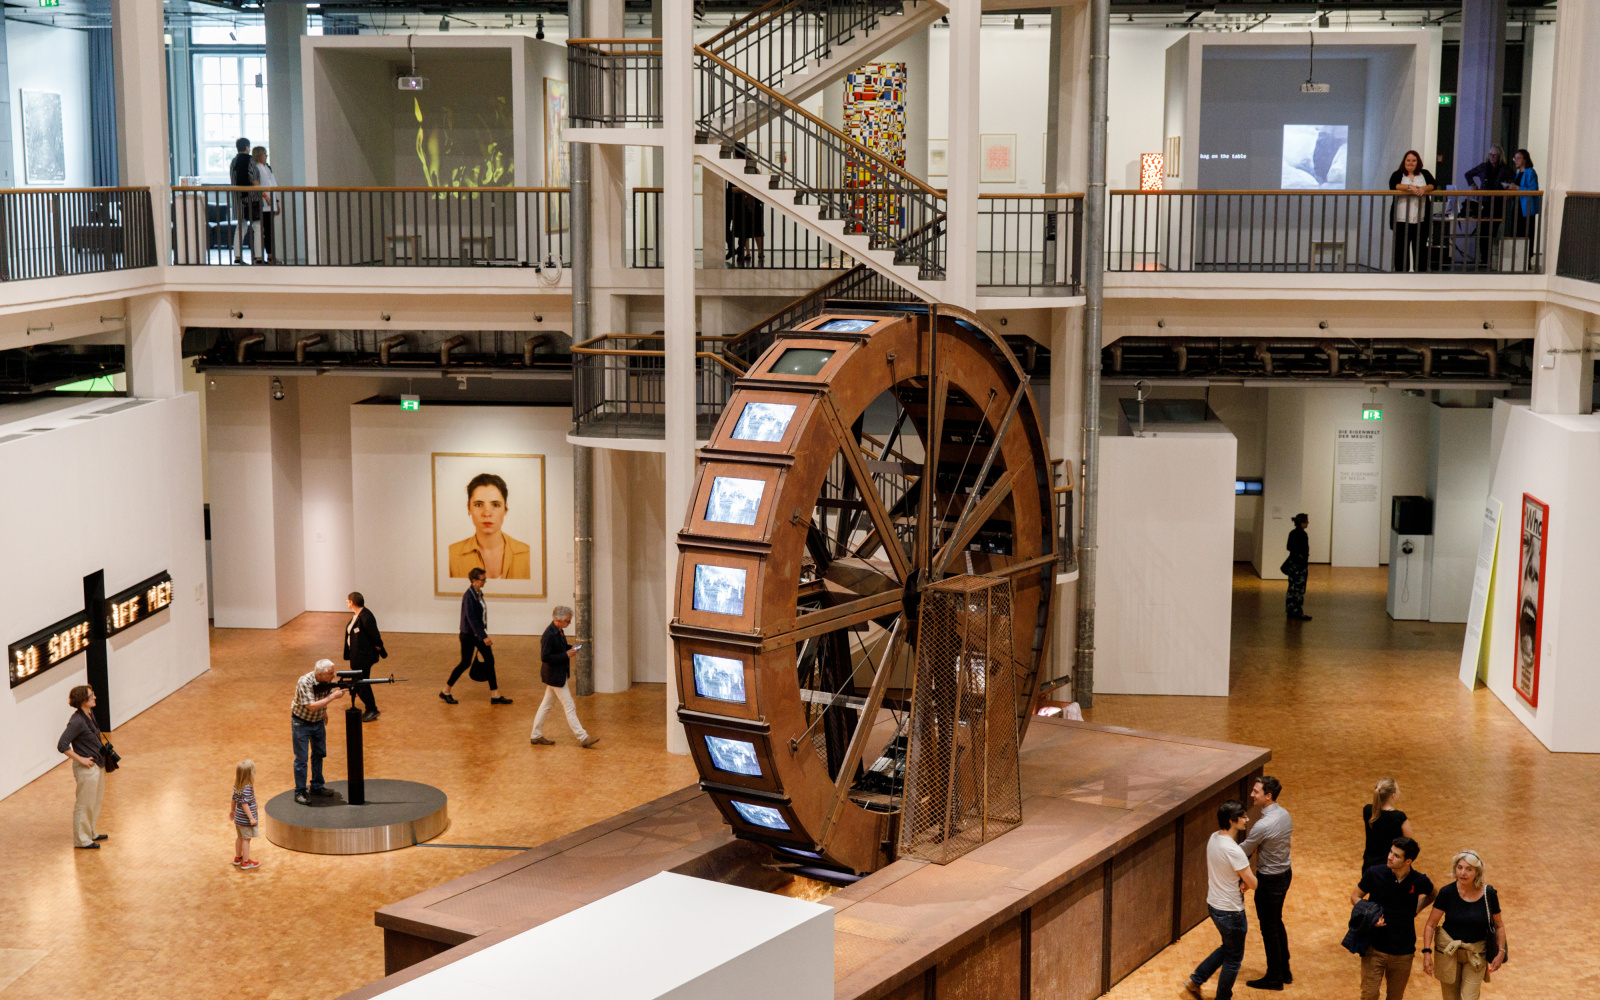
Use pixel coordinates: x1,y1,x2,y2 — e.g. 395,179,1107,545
1389,150,1437,273
251,146,279,264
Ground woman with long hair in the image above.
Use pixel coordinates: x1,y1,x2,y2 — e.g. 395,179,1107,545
1362,777,1416,871
1423,850,1507,998
1510,149,1540,239
1390,150,1436,272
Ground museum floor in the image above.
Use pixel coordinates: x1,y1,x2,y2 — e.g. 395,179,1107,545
0,567,1592,999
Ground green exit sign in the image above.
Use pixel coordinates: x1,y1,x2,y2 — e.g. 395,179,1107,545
400,394,420,411
37,0,61,7
1362,408,1383,421
1438,94,1454,106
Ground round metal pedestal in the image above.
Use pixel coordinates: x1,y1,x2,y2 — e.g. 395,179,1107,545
263,779,448,855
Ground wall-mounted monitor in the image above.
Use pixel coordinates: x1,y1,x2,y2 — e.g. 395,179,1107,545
815,318,876,333
692,565,747,617
1281,124,1348,190
704,735,762,776
692,653,747,703
769,348,834,376
732,801,790,831
705,477,764,526
731,402,796,443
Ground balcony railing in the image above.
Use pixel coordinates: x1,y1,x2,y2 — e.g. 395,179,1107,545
1556,192,1600,284
979,194,1083,295
1107,190,1544,275
567,38,662,127
572,334,746,439
629,187,856,270
170,187,570,267
701,0,907,94
0,187,157,281
726,262,919,365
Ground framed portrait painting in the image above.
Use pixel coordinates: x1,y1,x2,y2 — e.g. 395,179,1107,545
1514,493,1547,706
432,453,547,598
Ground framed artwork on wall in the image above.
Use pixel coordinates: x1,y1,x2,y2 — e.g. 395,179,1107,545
21,91,66,185
980,134,1017,184
544,78,570,232
432,453,548,598
927,139,948,179
1514,493,1547,706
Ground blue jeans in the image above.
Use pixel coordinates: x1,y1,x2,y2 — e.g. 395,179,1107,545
292,716,327,793
1192,906,1248,999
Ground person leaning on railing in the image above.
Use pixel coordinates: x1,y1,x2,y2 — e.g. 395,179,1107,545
1389,150,1436,273
1510,149,1540,240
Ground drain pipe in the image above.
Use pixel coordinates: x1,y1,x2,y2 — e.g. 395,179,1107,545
378,334,406,365
1074,0,1109,710
570,0,595,698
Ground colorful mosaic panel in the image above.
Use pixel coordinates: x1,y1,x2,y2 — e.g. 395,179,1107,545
844,63,908,168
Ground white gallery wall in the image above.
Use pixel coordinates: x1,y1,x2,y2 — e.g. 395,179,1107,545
6,20,94,187
1096,427,1237,696
1478,402,1600,753
1426,405,1492,622
0,396,210,801
591,448,667,690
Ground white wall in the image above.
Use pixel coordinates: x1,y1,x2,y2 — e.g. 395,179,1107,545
0,396,210,801
1427,405,1492,622
7,21,93,187
592,448,667,689
298,378,373,611
1096,428,1236,696
350,403,574,635
1479,402,1600,753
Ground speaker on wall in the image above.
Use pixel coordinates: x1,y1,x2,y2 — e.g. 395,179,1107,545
1391,495,1434,535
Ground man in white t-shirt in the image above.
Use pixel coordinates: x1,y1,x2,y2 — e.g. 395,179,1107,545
1184,799,1257,1000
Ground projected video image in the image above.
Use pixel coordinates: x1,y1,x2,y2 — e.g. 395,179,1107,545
693,565,747,616
705,735,762,776
692,653,747,703
731,402,797,443
705,477,765,526
770,348,835,377
816,318,877,333
732,801,790,831
1281,125,1348,190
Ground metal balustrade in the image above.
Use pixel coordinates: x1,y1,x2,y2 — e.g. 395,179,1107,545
1556,193,1600,284
725,262,918,365
0,187,156,281
1106,190,1544,274
702,0,909,94
566,38,663,127
978,194,1083,295
170,187,570,267
571,334,746,439
629,187,856,270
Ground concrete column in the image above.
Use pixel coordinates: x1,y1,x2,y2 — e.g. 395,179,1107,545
590,449,634,693
702,175,726,270
1540,0,1600,257
1530,303,1594,416
660,3,694,754
111,0,171,262
265,2,307,186
1048,306,1084,689
1452,0,1508,188
0,14,13,187
1046,5,1091,194
943,0,981,308
125,293,184,400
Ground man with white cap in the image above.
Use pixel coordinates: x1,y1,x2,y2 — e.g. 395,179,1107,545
290,658,345,805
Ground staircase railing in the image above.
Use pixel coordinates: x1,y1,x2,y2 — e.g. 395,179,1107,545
567,38,662,127
696,45,946,280
726,262,920,365
702,0,910,93
572,334,746,439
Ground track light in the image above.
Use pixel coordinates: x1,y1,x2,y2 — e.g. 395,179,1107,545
439,15,449,32
535,15,545,39
271,377,285,401
1318,13,1329,28
1014,15,1025,30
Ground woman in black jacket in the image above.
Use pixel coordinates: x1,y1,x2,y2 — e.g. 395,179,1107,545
1390,150,1436,273
1284,513,1311,621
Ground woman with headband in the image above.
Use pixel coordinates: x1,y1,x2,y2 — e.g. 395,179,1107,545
1422,850,1507,999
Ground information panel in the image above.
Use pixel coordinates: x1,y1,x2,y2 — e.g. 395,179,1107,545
1330,422,1383,567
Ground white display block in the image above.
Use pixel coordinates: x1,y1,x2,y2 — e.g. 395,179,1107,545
373,872,833,1000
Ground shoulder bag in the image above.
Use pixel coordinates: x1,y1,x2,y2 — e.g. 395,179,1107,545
468,646,489,682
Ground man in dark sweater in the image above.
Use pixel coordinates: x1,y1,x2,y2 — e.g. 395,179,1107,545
530,605,598,748
1351,836,1436,1000
57,685,108,848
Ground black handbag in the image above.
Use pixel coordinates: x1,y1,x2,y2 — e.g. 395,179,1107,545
468,648,489,682
1482,886,1501,965
100,734,121,773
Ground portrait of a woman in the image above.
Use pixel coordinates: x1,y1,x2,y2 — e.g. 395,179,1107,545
447,473,532,579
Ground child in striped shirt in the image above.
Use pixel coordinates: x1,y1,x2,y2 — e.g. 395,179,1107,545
230,760,260,870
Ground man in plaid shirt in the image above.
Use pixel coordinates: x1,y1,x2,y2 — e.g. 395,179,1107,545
291,659,344,805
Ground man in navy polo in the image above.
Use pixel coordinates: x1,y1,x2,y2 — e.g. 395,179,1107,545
1351,836,1437,1000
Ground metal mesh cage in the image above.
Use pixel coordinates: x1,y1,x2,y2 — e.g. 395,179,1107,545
897,575,1022,864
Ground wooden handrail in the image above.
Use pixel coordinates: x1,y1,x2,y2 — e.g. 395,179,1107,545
573,344,749,376
173,185,571,193
1108,188,1543,196
695,46,945,199
632,187,665,194
566,37,661,45
979,193,1085,200
0,186,150,194
702,0,791,49
574,334,738,347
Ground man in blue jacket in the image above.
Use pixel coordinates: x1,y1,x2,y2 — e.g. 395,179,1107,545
439,568,512,705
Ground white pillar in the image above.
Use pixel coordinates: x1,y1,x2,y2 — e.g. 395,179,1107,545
1530,303,1594,416
660,5,695,754
111,0,171,261
125,293,184,399
1048,306,1084,688
265,2,306,186
1541,0,1600,257
1047,5,1091,194
944,0,981,308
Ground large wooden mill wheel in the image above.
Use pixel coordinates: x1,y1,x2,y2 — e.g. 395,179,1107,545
670,303,1057,875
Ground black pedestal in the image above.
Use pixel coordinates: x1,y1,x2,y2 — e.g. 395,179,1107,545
345,705,365,805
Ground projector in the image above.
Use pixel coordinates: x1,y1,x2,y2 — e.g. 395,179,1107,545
1301,82,1331,94
396,75,428,91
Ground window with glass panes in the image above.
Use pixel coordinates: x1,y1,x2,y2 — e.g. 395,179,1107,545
196,55,268,181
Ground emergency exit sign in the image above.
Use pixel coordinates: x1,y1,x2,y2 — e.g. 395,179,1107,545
400,394,421,411
38,0,62,7
1362,408,1383,421
1439,94,1454,106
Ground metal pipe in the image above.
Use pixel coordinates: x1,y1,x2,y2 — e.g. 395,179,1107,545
1255,342,1276,375
378,334,406,365
1321,341,1341,376
1074,0,1109,711
523,333,552,367
294,332,324,364
438,334,467,366
235,332,265,364
571,0,595,698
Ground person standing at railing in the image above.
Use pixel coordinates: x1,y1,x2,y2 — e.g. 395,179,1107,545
252,146,279,265
1389,151,1437,273
1464,146,1514,271
228,138,264,265
1510,149,1540,241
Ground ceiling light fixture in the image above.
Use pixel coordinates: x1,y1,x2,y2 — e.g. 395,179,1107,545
1318,12,1329,28
535,15,545,39
271,377,285,401
439,15,449,32
1014,15,1025,30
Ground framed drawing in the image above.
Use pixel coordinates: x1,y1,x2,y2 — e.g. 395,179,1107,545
21,91,66,185
980,134,1016,184
432,453,547,598
544,78,570,232
927,139,947,179
1514,493,1547,706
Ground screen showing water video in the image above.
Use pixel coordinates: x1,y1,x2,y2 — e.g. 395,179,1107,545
731,401,796,443
692,653,747,703
732,801,790,831
705,735,762,776
769,348,834,376
705,477,765,526
693,565,747,616
816,318,876,333
1281,125,1348,190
